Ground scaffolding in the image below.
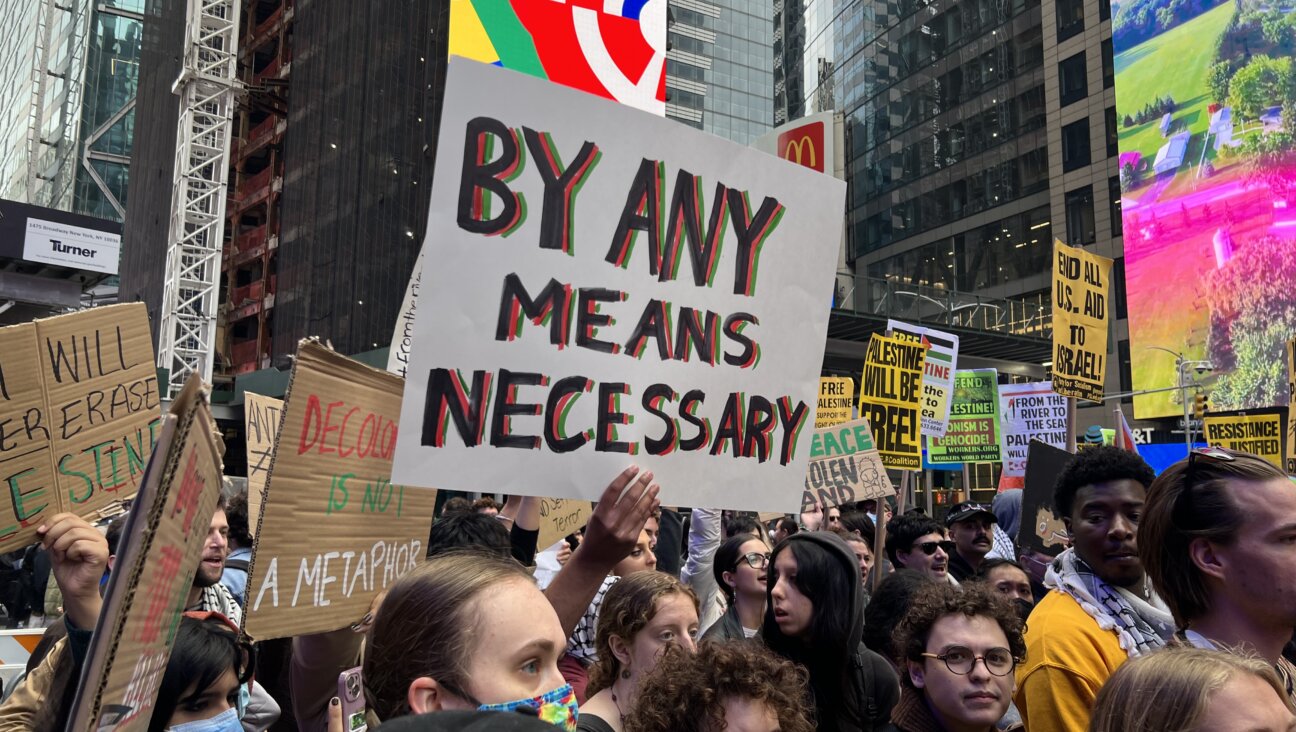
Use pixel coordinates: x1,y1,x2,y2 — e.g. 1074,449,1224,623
157,0,242,398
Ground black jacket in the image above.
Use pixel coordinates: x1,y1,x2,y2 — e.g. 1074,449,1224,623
701,602,748,643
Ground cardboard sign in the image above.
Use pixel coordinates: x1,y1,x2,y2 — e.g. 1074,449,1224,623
1203,407,1288,469
242,392,283,536
858,333,926,470
888,320,959,437
391,59,845,513
1051,240,1112,402
537,498,591,551
246,342,438,640
998,382,1069,489
816,376,854,428
929,369,1002,464
0,304,160,548
1018,440,1075,557
802,416,895,511
1287,338,1295,474
69,374,223,732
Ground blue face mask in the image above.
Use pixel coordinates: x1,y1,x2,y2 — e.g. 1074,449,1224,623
477,683,579,730
168,707,242,732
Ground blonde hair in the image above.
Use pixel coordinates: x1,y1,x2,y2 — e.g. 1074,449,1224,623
1090,647,1294,732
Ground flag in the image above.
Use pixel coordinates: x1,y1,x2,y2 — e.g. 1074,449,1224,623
1114,407,1139,453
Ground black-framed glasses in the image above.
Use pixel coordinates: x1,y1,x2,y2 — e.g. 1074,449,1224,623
1174,446,1236,528
921,646,1018,676
738,551,771,570
912,540,956,556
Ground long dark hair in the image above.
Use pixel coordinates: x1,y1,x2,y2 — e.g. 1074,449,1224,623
763,535,860,730
151,614,255,732
713,534,764,605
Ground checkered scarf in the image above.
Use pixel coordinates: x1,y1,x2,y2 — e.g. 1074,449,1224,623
1046,548,1174,657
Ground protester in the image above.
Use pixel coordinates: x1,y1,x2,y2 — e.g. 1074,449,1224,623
1137,447,1296,702
826,506,843,530
440,497,473,517
1089,646,1296,732
839,510,877,542
362,552,575,727
886,584,1026,732
151,613,258,732
579,573,699,731
773,517,799,544
991,490,1023,557
945,502,997,582
625,642,815,732
764,532,899,731
863,570,935,661
885,514,954,584
1015,445,1172,732
472,497,502,517
831,527,875,594
219,492,254,607
702,534,769,642
977,559,1034,620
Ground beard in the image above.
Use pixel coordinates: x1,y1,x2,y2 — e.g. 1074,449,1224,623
193,560,223,588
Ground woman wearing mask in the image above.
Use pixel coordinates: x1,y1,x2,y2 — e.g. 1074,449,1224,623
886,584,1026,732
764,532,899,731
701,535,768,642
363,552,578,729
151,613,258,732
578,573,699,732
976,559,1035,621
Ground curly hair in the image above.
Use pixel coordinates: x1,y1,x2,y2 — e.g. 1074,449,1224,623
587,571,698,696
893,583,1027,687
1052,445,1155,519
625,642,815,732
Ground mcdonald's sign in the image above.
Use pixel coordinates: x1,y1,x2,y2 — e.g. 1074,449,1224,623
777,121,826,172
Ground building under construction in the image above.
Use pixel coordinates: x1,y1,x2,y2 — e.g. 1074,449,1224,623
120,0,447,390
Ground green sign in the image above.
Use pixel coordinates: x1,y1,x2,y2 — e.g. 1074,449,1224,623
929,369,1002,464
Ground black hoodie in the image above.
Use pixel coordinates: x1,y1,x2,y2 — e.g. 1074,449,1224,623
764,531,900,731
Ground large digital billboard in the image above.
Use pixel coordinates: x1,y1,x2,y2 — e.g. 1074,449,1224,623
1115,0,1296,418
449,0,667,116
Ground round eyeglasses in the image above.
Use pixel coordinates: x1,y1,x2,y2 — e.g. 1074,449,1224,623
920,646,1018,676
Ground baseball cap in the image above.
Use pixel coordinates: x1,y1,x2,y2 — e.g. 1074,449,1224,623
945,501,996,526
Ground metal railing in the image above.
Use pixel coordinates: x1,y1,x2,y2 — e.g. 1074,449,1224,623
833,273,1052,340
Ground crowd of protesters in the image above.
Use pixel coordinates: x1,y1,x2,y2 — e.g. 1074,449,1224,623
0,445,1293,732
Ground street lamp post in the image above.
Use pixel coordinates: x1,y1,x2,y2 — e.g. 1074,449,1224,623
1146,347,1213,450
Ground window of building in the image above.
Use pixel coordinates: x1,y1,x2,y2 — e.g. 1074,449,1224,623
1113,257,1128,319
1106,106,1119,157
1118,338,1131,393
1062,119,1091,171
1057,0,1084,41
1102,39,1114,89
1109,175,1123,237
1065,185,1096,245
1100,0,1111,21
1059,52,1087,107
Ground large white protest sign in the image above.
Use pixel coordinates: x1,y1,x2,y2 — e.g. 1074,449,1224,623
998,382,1069,489
391,58,845,512
887,320,959,437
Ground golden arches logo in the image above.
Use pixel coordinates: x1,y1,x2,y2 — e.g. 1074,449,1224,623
783,136,818,168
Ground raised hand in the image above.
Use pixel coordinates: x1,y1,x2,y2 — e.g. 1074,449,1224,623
37,513,109,630
576,465,661,567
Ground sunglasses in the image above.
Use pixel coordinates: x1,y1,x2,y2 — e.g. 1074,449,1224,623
1173,446,1236,528
911,540,956,556
737,551,771,570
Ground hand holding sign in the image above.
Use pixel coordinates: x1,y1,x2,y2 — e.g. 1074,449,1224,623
39,512,108,629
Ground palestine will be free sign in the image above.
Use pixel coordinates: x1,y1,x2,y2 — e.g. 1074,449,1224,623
392,59,845,512
858,334,926,470
1052,240,1112,402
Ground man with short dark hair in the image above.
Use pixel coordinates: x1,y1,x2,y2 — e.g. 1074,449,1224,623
1015,446,1172,732
1139,447,1296,703
945,501,997,582
885,514,953,583
220,492,255,607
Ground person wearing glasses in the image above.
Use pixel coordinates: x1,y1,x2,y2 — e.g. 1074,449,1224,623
1015,446,1174,732
884,583,1026,732
1138,446,1296,705
765,531,899,731
702,534,771,642
886,514,956,584
945,502,999,582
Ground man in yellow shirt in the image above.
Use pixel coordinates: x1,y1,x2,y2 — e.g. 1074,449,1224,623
1015,446,1175,732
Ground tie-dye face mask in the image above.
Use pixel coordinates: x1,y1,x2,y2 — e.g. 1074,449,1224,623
477,683,579,730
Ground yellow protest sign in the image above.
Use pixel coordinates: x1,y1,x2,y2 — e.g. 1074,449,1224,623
243,392,283,536
1203,408,1287,469
816,376,854,428
245,342,438,640
1051,240,1112,402
859,333,925,470
0,304,160,549
803,416,895,510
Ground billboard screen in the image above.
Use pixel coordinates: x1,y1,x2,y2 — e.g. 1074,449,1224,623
1115,0,1296,418
449,0,667,116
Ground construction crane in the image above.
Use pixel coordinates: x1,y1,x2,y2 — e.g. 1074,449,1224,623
157,0,241,398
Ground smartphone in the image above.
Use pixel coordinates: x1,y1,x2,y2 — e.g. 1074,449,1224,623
338,667,368,732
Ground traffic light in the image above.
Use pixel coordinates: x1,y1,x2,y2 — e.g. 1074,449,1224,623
1193,393,1209,419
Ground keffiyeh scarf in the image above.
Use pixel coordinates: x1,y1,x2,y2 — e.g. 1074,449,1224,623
1045,548,1174,656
